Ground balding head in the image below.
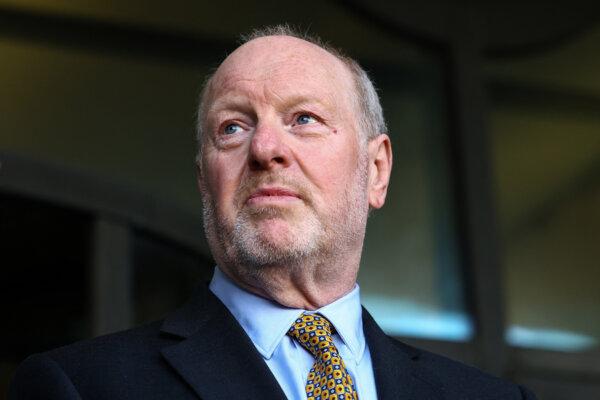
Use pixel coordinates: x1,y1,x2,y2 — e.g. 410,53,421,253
196,26,386,161
206,34,356,134
195,26,392,309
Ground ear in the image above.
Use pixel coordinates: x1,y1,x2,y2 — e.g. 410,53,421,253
367,134,392,209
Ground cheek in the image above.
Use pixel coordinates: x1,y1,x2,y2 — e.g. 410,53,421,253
203,153,244,211
301,140,361,193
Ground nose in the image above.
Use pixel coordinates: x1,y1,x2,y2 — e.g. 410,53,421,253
248,121,292,171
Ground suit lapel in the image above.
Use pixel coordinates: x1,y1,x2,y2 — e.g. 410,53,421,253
158,285,443,399
363,308,443,400
160,285,287,400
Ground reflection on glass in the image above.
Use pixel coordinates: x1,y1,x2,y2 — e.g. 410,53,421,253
488,24,600,352
359,60,472,341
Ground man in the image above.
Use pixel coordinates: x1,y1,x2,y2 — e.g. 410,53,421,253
10,26,536,399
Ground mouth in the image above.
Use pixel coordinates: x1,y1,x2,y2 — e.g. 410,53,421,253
246,187,302,206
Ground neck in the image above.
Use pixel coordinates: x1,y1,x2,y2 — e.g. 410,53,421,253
220,253,361,310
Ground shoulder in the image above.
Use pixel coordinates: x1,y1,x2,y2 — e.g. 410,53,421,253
41,320,168,369
10,321,188,400
9,286,231,399
389,338,536,399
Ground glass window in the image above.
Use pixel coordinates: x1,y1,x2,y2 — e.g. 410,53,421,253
487,24,600,352
359,56,471,342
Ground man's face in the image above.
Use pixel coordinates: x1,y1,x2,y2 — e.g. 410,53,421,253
198,36,371,273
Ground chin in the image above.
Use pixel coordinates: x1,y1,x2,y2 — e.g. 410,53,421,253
255,217,298,236
230,215,325,267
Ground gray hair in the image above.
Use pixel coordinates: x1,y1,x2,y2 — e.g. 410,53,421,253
195,25,387,157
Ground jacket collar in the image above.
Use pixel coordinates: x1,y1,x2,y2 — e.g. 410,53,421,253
362,307,443,399
160,284,287,400
159,284,442,400
209,267,366,362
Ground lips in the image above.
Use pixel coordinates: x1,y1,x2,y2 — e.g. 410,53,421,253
246,187,301,205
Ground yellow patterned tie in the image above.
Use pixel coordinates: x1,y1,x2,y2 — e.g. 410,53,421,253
288,313,358,400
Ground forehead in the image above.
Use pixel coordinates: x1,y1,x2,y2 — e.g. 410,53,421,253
207,36,355,107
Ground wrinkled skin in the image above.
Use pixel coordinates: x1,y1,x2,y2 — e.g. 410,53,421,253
198,35,392,309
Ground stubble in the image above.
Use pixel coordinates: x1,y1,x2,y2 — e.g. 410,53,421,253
200,151,370,286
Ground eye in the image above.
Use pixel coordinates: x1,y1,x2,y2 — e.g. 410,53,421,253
296,114,317,125
223,123,243,135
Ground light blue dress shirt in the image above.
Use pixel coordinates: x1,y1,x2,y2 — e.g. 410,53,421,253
209,267,378,400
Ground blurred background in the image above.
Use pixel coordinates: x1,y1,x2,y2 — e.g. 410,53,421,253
1,1,599,399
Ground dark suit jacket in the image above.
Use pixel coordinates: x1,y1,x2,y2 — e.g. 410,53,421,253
10,285,536,399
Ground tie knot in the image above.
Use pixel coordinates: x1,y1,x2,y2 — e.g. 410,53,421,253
288,313,335,357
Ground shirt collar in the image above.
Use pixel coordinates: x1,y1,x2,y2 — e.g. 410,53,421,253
209,266,366,362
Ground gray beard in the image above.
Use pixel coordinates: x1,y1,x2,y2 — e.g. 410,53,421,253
199,152,369,284
231,206,326,267
201,195,330,277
